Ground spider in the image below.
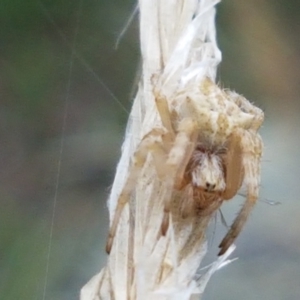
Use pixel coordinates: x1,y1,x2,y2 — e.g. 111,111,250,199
106,77,264,256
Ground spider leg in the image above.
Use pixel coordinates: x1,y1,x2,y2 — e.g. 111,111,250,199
180,184,195,218
155,93,175,139
106,128,167,254
218,130,263,255
222,131,244,200
107,93,178,253
226,91,264,131
161,118,198,235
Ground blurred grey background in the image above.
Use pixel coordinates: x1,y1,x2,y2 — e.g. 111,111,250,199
1,0,300,299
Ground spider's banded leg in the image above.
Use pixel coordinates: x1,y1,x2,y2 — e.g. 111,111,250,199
222,131,244,200
106,129,166,254
218,131,263,255
160,118,198,235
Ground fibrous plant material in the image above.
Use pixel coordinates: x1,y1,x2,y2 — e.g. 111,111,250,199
81,0,264,299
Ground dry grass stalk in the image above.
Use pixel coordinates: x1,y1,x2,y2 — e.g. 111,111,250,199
81,0,264,299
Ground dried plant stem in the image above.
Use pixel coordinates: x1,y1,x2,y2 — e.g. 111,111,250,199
81,1,237,299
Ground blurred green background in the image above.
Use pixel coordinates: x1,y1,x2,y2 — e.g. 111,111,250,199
1,0,300,299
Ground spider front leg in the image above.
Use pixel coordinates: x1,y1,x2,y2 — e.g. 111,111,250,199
218,130,263,255
222,131,244,200
106,93,178,253
160,118,198,235
106,128,167,254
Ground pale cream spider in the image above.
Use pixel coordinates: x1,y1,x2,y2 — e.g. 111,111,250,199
106,77,264,256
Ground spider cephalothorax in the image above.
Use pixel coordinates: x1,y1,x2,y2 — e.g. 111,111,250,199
106,77,263,256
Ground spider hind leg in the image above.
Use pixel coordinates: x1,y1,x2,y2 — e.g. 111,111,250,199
106,128,167,254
